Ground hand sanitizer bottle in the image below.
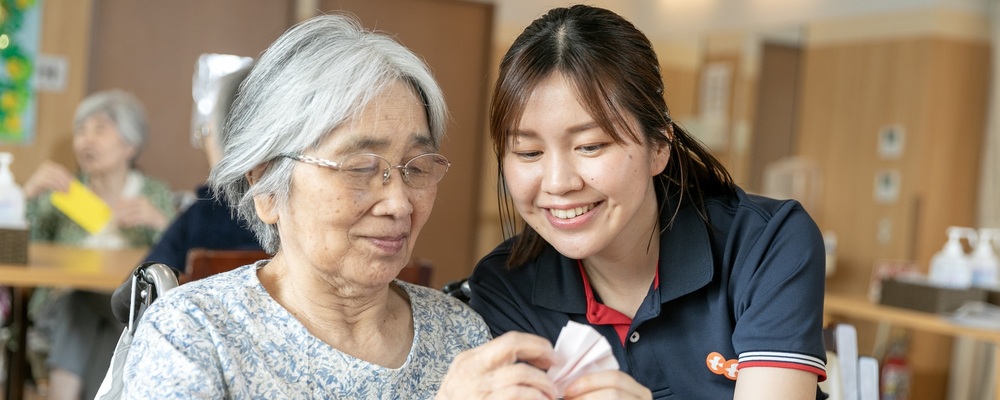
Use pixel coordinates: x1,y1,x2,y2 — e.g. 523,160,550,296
0,152,27,229
929,226,975,288
970,228,1000,288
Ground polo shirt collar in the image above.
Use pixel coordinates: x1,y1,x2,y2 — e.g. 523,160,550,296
530,200,715,313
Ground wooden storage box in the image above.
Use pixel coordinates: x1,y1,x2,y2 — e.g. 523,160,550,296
879,278,986,314
0,227,28,264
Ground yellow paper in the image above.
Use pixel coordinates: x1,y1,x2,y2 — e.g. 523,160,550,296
50,180,112,234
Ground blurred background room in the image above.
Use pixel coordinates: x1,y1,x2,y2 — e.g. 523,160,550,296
1,0,998,399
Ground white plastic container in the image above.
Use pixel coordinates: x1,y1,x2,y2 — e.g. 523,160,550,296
0,152,27,229
970,228,1000,288
928,226,976,289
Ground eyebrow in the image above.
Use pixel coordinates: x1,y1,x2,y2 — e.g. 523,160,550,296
514,121,600,139
337,133,437,154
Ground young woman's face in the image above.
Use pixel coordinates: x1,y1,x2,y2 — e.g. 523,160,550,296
73,113,137,176
503,73,669,260
259,80,438,287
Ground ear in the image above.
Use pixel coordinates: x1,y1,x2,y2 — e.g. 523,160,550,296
253,193,279,225
246,164,279,224
649,127,672,176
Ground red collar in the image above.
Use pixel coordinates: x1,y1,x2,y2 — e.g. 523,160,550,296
577,260,659,344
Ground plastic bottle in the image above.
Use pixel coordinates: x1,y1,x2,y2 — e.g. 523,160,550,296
880,334,911,400
0,152,27,229
928,226,976,289
970,228,1000,288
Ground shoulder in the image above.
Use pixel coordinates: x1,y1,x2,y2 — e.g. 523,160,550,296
400,281,483,321
475,237,515,273
704,186,821,237
399,281,490,344
471,237,559,287
136,173,172,194
145,264,262,325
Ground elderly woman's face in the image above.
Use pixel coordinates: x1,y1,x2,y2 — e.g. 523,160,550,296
273,80,437,285
73,113,137,175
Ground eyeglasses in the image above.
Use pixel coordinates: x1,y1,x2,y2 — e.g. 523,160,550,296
282,153,451,190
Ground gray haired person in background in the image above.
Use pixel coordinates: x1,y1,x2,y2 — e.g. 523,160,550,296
22,89,175,400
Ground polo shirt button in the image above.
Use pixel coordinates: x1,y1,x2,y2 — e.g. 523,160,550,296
629,331,640,343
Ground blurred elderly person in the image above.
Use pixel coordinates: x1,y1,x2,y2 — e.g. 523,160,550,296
23,89,175,400
141,60,262,271
122,14,560,399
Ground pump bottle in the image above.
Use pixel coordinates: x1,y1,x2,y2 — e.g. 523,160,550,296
970,228,1000,288
928,226,976,288
0,152,27,229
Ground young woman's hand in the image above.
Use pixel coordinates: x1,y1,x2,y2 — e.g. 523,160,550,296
437,331,557,400
562,369,652,400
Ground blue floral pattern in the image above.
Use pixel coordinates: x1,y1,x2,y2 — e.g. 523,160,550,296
122,262,490,399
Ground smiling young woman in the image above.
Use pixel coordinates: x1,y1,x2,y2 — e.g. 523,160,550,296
469,5,828,400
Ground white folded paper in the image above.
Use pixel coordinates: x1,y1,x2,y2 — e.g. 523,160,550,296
547,320,620,397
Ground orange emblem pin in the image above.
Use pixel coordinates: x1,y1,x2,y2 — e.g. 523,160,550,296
705,352,738,381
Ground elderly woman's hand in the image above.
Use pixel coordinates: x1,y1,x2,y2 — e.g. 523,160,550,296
115,197,169,231
436,331,557,400
23,160,74,199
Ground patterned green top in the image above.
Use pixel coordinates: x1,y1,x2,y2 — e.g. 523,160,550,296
26,171,176,248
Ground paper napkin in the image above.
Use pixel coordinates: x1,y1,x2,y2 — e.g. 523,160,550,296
50,180,112,234
547,320,620,397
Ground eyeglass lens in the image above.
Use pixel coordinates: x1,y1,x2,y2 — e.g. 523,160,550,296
334,153,450,190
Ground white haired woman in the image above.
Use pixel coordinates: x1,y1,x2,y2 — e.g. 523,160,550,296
23,89,175,400
122,14,558,399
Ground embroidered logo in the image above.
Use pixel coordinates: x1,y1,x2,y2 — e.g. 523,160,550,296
705,351,738,380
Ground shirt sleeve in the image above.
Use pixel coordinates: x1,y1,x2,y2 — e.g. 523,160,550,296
122,297,226,399
730,200,827,379
143,208,193,272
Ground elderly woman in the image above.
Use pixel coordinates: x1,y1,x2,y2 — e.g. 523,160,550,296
122,14,558,399
23,89,175,400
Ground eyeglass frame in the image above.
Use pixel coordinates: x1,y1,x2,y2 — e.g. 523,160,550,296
281,152,451,190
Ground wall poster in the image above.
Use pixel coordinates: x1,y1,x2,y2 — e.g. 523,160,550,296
0,0,41,145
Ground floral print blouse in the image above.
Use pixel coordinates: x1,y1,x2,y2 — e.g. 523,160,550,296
123,262,491,399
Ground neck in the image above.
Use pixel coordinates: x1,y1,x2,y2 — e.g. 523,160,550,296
582,197,661,317
258,253,413,367
88,167,130,201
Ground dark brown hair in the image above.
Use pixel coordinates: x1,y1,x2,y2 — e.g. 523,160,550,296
491,5,735,268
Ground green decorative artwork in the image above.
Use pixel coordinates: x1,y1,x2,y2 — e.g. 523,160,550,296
0,0,40,144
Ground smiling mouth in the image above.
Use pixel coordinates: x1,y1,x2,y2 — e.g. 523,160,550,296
547,202,598,219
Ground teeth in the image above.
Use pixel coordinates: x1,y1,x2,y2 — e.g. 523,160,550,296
549,204,594,219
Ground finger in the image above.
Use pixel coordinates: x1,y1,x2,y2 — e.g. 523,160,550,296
563,370,650,400
41,163,73,190
484,385,553,400
478,332,555,370
485,363,556,398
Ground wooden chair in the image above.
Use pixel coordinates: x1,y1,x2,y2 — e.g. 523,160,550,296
182,248,270,283
182,248,433,287
397,258,433,287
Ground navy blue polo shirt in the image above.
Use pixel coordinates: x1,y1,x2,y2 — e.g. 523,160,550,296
143,185,262,271
469,187,827,400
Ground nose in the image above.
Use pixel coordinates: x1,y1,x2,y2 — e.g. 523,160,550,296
540,154,584,195
372,170,415,218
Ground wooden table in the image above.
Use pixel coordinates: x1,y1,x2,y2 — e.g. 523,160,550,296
825,293,1000,400
0,243,146,400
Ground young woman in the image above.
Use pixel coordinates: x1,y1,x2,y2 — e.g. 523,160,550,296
469,5,828,400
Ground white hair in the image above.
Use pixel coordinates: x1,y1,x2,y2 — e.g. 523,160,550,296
74,90,149,160
208,13,448,253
